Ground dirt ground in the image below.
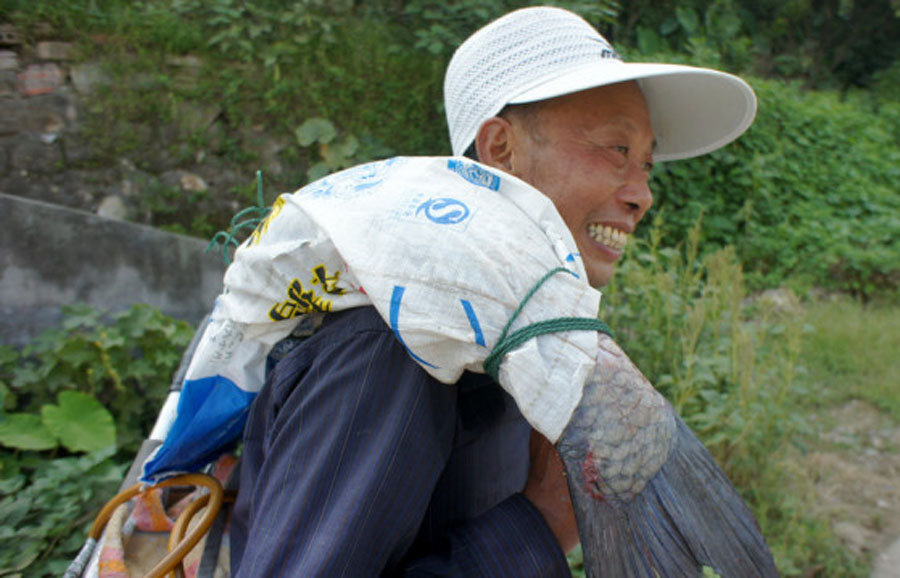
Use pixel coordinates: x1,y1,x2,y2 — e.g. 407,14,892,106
797,400,900,576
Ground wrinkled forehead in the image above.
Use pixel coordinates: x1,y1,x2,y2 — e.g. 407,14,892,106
516,82,654,131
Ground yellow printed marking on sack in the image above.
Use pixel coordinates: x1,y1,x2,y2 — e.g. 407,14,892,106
309,264,345,295
268,264,347,321
249,196,286,246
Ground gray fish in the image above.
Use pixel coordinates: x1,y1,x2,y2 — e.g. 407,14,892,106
556,334,779,577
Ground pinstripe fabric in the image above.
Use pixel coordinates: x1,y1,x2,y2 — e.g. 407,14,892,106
231,307,571,577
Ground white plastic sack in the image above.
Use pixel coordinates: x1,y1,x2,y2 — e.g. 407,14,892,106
143,156,603,481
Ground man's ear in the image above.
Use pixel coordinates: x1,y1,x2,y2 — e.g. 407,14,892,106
475,117,515,172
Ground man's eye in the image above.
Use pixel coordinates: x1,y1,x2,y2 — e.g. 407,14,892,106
609,145,653,172
604,145,629,167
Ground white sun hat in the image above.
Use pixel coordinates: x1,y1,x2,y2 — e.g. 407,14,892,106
444,6,757,162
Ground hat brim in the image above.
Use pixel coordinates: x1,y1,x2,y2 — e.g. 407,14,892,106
507,62,757,162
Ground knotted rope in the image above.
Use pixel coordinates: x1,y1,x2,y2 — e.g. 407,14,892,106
483,267,615,381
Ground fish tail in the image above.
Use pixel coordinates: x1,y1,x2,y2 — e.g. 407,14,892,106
563,417,779,577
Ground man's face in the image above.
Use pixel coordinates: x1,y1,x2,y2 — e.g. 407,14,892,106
504,82,655,287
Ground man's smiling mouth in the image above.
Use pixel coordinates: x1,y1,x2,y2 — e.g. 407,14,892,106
588,224,628,252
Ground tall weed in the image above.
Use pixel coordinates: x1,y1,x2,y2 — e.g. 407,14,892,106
601,215,861,575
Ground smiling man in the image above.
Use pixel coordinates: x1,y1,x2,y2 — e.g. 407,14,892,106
475,83,655,287
224,6,759,577
443,6,755,290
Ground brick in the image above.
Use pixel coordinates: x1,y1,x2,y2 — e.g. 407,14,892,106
36,41,76,61
0,50,18,71
0,24,22,46
180,172,208,192
70,62,111,94
97,195,129,220
0,70,15,96
10,136,63,173
18,63,64,96
166,55,203,68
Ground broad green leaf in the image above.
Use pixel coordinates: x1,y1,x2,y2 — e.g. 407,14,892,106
675,6,700,36
60,304,103,330
322,135,359,168
0,494,33,527
0,414,58,451
56,339,99,366
0,344,17,365
41,392,116,453
294,117,337,146
306,161,331,183
10,366,42,389
0,539,41,575
0,473,25,493
636,26,665,54
0,381,17,410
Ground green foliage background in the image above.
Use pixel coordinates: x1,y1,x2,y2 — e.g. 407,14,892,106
3,0,897,298
0,306,193,576
1,0,898,575
650,80,900,300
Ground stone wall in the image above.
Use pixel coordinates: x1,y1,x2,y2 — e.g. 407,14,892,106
0,193,225,345
0,23,292,223
0,23,290,344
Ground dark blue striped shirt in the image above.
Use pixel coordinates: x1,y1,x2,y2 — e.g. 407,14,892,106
230,306,571,576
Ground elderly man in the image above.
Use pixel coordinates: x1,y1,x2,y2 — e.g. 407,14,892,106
225,6,759,577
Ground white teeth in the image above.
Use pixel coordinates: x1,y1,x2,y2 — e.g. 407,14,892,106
588,224,629,251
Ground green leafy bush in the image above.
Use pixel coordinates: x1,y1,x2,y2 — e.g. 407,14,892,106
647,79,900,300
0,304,194,576
1,304,193,453
0,448,123,576
5,1,897,298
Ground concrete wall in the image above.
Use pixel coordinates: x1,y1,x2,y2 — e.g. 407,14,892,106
0,193,225,345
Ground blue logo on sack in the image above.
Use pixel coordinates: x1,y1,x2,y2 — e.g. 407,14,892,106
299,158,404,199
417,198,471,225
302,176,335,198
447,159,501,191
349,157,402,192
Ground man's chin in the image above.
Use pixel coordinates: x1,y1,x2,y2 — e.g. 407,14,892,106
586,265,614,289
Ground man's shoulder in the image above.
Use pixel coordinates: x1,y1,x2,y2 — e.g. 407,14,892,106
287,156,514,201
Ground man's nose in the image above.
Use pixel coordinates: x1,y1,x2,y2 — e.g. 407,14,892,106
619,165,654,216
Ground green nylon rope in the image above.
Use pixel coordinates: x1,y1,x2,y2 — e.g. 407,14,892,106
483,267,615,381
207,170,271,266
